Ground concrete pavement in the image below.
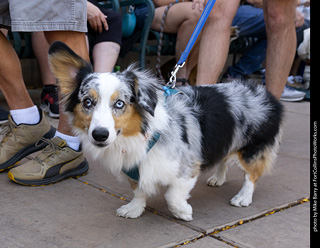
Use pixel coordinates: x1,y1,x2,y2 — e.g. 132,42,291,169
0,94,311,248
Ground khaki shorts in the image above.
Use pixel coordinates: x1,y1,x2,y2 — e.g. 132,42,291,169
0,0,87,32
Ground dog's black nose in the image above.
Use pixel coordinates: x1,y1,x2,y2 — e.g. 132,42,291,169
92,127,109,142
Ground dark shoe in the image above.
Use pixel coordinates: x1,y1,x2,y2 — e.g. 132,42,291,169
41,85,60,118
0,107,9,124
176,78,190,86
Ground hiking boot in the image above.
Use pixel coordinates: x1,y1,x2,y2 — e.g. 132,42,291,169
0,110,55,172
8,136,89,186
41,85,60,118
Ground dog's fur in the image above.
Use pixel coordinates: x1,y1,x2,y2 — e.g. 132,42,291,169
49,42,283,221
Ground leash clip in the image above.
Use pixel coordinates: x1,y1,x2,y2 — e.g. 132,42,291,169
167,62,185,88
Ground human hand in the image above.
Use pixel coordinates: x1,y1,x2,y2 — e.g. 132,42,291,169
87,2,109,33
192,0,205,12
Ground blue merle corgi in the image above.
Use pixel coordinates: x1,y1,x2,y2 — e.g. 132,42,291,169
48,41,283,221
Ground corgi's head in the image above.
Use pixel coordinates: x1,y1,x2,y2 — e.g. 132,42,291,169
48,41,159,148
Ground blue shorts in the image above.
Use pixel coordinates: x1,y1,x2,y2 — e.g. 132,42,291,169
0,0,87,32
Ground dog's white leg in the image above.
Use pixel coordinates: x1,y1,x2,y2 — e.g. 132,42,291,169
207,162,228,187
164,177,197,221
230,173,254,207
116,187,147,219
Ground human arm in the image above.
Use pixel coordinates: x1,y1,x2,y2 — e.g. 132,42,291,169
153,0,180,7
153,0,204,11
87,1,109,33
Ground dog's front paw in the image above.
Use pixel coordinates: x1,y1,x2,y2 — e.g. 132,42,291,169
116,202,145,219
230,192,252,207
169,203,193,222
207,174,226,187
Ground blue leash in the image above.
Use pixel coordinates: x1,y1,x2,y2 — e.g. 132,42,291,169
169,0,217,87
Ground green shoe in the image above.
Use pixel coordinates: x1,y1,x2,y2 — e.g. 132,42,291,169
8,136,89,186
0,109,55,171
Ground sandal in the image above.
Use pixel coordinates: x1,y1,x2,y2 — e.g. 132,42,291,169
176,78,190,86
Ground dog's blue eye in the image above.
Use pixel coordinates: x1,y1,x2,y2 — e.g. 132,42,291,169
83,98,93,109
115,100,125,109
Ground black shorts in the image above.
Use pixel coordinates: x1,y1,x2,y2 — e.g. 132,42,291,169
87,0,122,47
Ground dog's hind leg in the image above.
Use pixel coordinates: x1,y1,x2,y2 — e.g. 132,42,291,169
207,154,234,187
230,172,255,207
207,153,241,187
207,162,228,187
230,149,275,207
116,184,147,219
165,176,198,221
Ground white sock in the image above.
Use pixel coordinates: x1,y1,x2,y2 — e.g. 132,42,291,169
54,131,80,151
10,106,40,125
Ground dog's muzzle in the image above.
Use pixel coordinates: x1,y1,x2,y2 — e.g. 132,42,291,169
92,127,109,147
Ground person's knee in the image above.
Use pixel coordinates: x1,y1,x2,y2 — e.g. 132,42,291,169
188,10,202,25
264,0,295,33
207,0,239,26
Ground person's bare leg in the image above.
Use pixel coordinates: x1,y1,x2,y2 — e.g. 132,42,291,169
196,0,239,85
44,31,89,135
44,31,89,61
290,57,302,76
152,3,201,79
32,32,57,86
181,38,200,79
92,42,120,72
263,0,296,99
0,32,34,110
173,5,201,79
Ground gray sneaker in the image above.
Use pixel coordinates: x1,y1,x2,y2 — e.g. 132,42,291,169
280,86,306,102
0,109,55,171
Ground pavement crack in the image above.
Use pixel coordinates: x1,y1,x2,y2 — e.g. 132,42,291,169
146,205,207,234
77,178,309,248
171,197,310,248
210,235,247,248
76,178,129,202
208,197,309,236
77,178,206,233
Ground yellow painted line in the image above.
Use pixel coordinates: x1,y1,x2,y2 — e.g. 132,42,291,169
80,180,128,202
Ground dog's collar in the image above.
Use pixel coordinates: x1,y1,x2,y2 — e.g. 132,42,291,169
163,86,179,97
122,86,179,182
122,132,161,181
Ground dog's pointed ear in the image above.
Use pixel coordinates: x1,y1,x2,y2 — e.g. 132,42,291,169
123,65,158,117
48,41,93,97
